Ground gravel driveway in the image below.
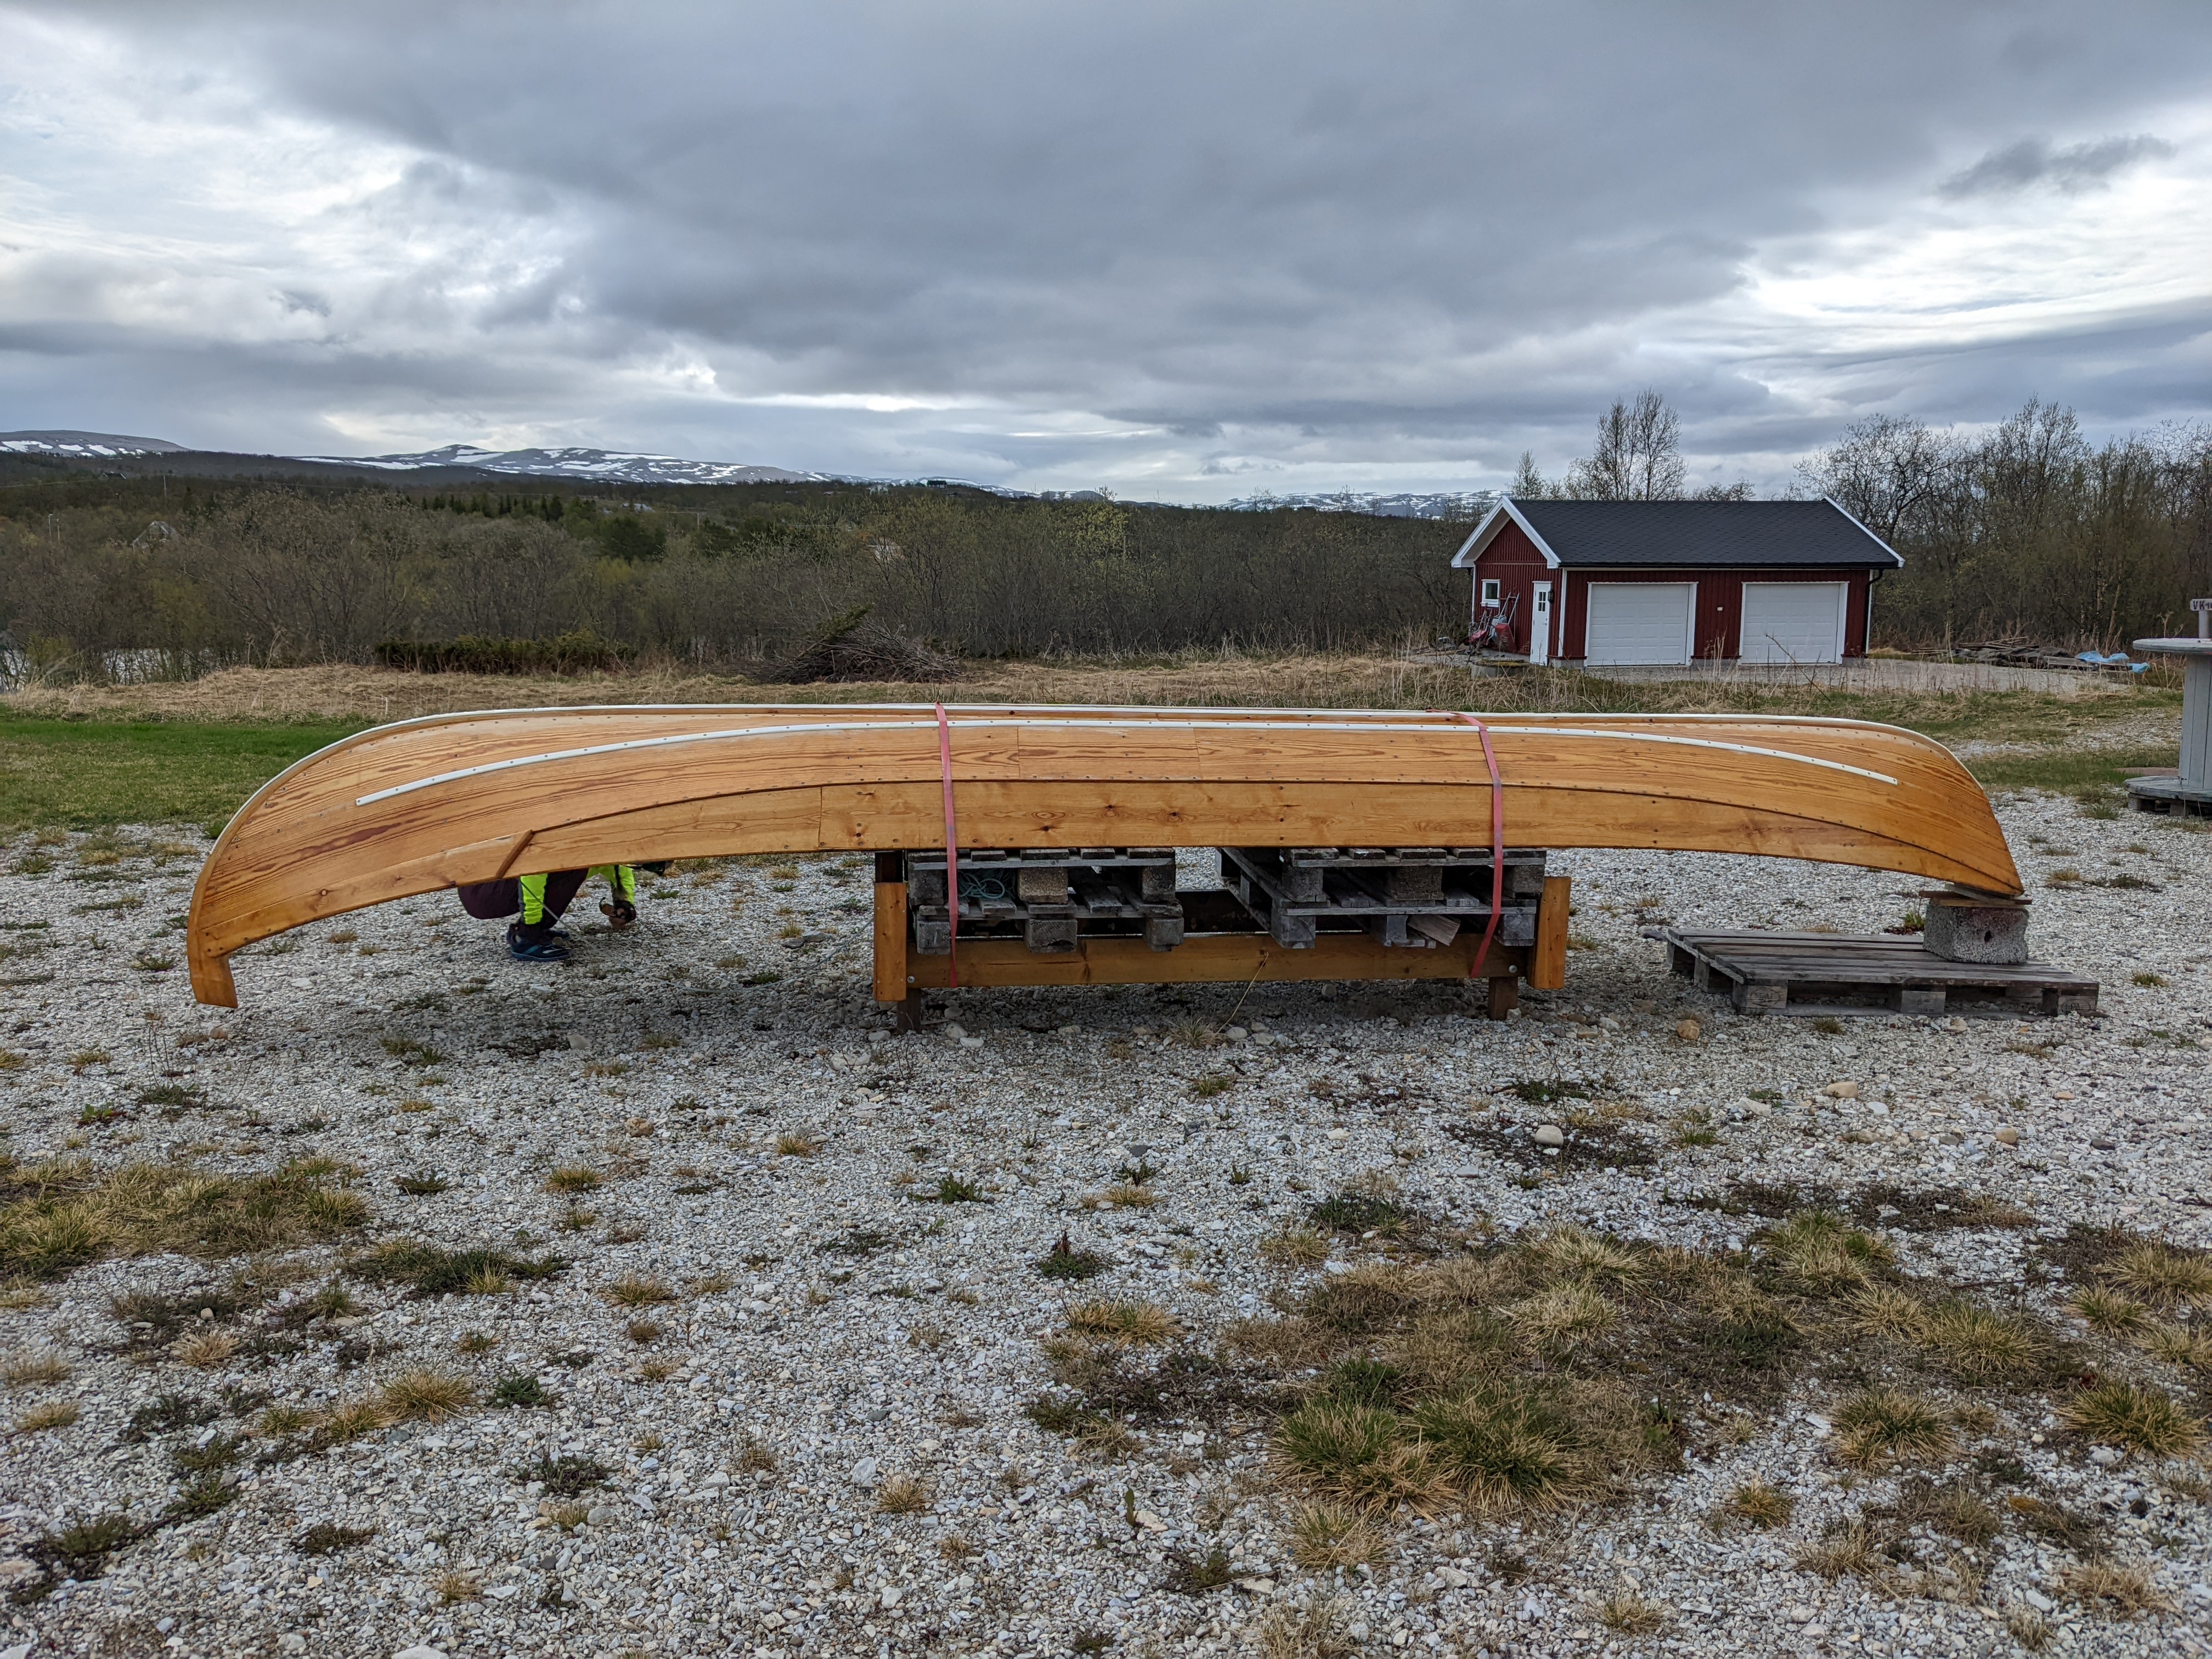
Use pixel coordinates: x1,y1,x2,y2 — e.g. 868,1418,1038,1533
1,793,2207,1659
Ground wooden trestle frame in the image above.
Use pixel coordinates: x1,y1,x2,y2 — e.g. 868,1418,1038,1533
870,854,1572,1023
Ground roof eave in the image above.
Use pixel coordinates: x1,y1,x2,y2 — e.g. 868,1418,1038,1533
1449,495,1561,570
1820,496,1907,568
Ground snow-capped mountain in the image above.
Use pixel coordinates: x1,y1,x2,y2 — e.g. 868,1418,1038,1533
298,444,823,486
1226,489,1497,520
1,430,190,458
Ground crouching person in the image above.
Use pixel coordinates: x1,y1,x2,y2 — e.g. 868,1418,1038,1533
456,863,643,962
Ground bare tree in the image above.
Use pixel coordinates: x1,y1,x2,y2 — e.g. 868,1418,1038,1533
1566,391,1685,500
1799,413,1950,544
1509,450,1550,498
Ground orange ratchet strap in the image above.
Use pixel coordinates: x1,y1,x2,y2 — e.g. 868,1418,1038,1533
934,702,960,989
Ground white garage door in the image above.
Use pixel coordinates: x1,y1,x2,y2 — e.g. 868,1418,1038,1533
1584,582,1695,665
1740,582,1847,664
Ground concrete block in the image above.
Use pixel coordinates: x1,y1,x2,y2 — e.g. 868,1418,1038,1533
1924,895,2029,964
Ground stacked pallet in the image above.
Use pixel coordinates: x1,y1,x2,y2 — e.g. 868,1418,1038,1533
906,848,1183,955
906,845,1547,957
1218,846,1548,949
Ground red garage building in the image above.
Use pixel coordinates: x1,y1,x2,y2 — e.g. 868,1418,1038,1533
1449,498,1902,666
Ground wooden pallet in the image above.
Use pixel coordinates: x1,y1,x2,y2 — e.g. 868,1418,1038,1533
1658,928,2098,1017
1218,846,1546,950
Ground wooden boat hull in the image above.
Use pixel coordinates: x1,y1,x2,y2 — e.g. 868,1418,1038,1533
185,704,2021,1006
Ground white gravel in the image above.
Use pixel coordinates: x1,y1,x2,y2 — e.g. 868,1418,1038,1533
1,793,2208,1659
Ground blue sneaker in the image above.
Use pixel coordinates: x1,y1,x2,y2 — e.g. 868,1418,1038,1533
506,924,569,963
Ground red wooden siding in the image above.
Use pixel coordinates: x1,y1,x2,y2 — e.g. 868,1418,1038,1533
1470,541,1872,661
1468,521,1555,655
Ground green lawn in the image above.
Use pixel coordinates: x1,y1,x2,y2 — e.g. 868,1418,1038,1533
1966,744,2177,797
0,687,2181,833
0,715,365,832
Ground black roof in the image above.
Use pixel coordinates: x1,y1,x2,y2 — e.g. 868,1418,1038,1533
1503,498,1901,568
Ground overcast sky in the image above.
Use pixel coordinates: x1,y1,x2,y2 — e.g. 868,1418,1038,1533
3,2,2210,499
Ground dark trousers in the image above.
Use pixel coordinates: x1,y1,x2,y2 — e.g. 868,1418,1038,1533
456,870,589,934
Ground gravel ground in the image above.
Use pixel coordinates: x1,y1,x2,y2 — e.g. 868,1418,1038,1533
1,792,2208,1659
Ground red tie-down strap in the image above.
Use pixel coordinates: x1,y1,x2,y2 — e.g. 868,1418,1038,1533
934,702,960,989
1452,713,1506,981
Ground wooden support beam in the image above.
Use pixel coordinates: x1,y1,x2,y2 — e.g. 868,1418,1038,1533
1486,974,1520,1020
902,929,1523,990
872,873,909,1004
1530,874,1571,990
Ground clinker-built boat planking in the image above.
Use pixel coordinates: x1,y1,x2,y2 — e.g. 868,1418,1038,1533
185,703,2022,1008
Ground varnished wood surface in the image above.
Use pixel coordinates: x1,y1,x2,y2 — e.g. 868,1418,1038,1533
187,703,2022,1006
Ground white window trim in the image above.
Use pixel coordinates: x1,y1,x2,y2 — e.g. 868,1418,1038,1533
1480,578,1502,609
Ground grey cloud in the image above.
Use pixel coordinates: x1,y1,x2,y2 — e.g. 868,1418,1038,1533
6,0,2212,495
1938,134,2177,198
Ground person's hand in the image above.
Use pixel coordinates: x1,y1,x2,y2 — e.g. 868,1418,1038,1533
602,900,637,931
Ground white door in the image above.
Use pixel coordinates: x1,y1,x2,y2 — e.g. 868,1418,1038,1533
1528,583,1552,665
1583,582,1695,665
1740,581,1847,664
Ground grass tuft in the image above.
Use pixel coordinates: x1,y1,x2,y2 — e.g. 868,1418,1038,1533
1288,1500,1386,1570
1593,1585,1667,1635
3,1346,69,1387
492,1374,551,1409
1163,1542,1234,1593
1915,1298,2045,1380
346,1240,568,1298
1065,1300,1176,1346
2143,1322,2212,1372
1795,1517,1881,1579
1833,1387,1955,1468
2100,1240,2212,1308
2067,1287,2149,1338
1725,1477,1795,1528
0,1159,368,1281
1037,1231,1106,1280
602,1274,678,1309
875,1473,931,1514
15,1398,79,1432
378,1369,476,1423
1762,1210,1893,1293
297,1522,374,1555
1253,1228,1328,1269
2059,1380,2203,1458
1251,1593,1355,1659
174,1329,239,1369
2058,1558,2173,1617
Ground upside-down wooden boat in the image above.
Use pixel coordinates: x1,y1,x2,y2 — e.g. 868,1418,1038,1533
185,703,2022,1007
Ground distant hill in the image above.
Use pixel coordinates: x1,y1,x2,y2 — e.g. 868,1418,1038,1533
2,431,822,487
295,443,826,487
1,430,191,458
1226,489,1496,520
